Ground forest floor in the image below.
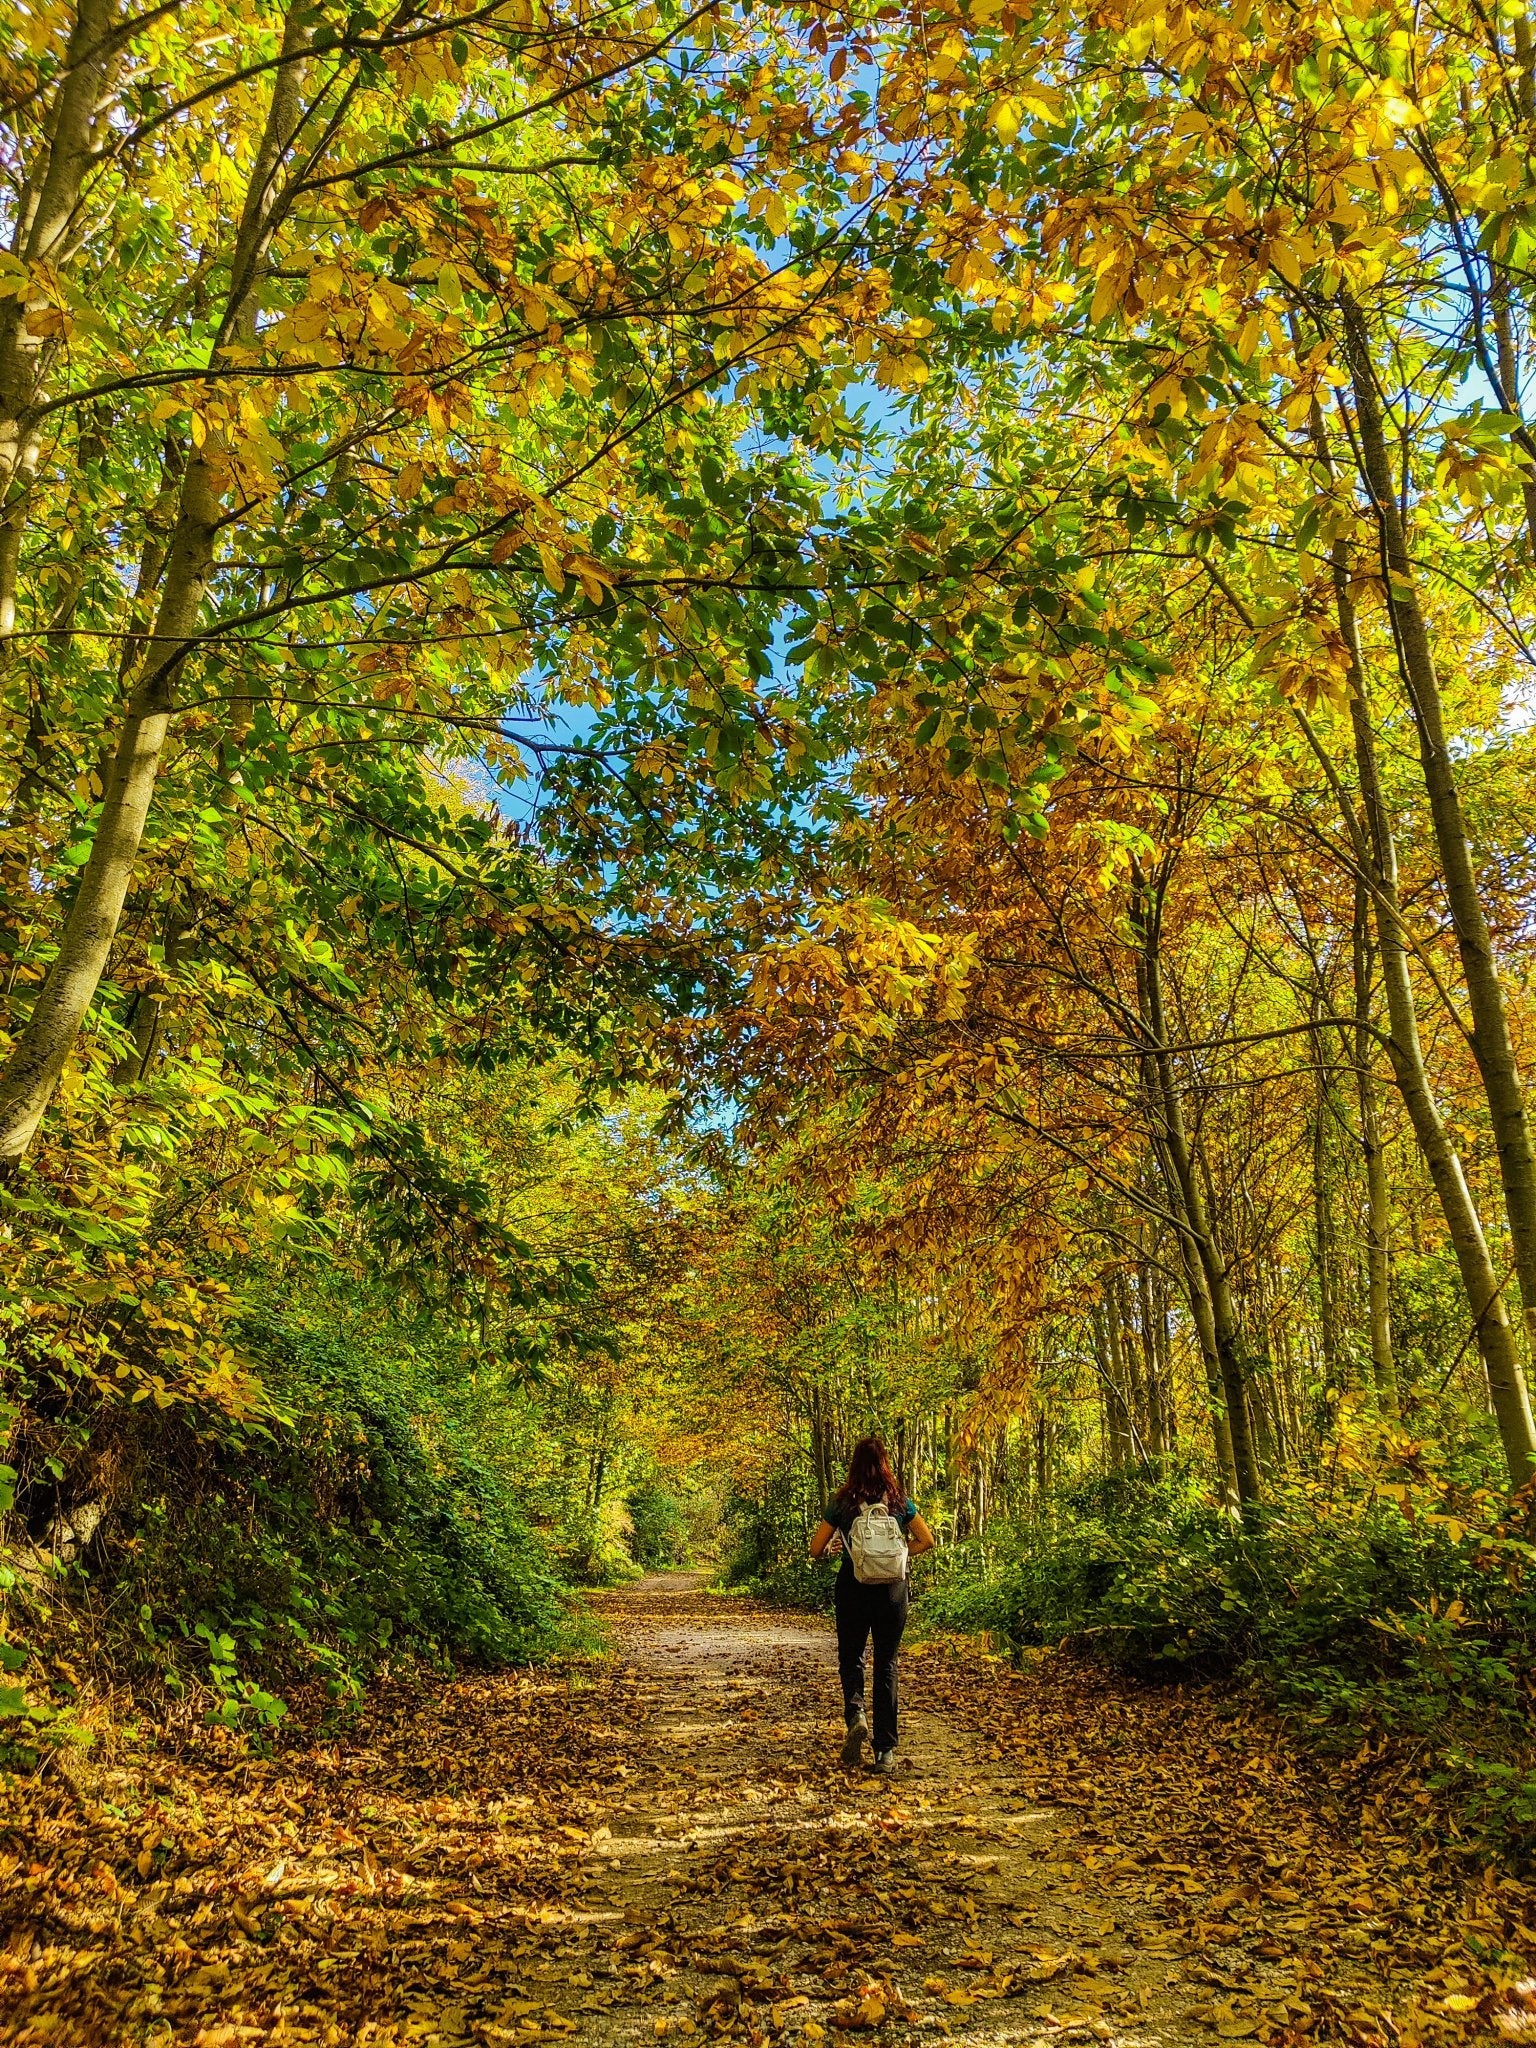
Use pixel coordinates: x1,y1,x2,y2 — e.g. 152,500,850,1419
1,1573,1534,2048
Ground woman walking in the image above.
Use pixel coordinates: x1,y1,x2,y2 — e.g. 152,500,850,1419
808,1437,935,1775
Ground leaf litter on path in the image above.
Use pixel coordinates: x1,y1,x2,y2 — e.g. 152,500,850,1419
0,1573,1533,2046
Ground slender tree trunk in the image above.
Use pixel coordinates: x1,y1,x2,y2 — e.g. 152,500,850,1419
0,0,123,653
114,895,195,1086
1309,997,1347,1390
1341,296,1536,1397
0,0,125,828
1244,1225,1284,1466
1112,1265,1149,1452
1490,277,1536,556
1094,1298,1134,1467
808,1382,833,1509
1329,548,1536,1482
1134,885,1259,1504
0,13,312,1167
1159,1264,1179,1448
0,466,218,1161
1153,1127,1237,1489
1137,1255,1173,1454
1352,879,1397,1410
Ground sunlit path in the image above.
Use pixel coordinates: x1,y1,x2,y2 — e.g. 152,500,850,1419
2,1574,1511,2047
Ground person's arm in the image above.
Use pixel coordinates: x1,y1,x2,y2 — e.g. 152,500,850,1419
809,1519,841,1559
906,1514,936,1559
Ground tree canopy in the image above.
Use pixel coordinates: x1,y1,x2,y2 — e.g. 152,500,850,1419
8,0,1536,1876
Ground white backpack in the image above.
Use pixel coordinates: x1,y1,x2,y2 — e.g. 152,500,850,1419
848,1502,908,1585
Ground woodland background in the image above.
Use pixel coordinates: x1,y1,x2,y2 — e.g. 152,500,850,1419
6,0,1536,1864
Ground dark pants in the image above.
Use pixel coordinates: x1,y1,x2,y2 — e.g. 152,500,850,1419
835,1571,908,1753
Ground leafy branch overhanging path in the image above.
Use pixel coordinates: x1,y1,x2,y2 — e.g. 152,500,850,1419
0,1578,1530,2048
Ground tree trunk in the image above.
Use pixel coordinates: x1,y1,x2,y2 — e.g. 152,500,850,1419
1330,546,1536,1483
1243,1217,1285,1466
808,1382,833,1510
1094,1299,1133,1468
1033,1410,1049,1511
0,465,218,1162
0,0,123,652
1309,999,1347,1390
1489,276,1536,556
1134,883,1259,1504
1137,1255,1174,1454
1341,296,1536,1400
0,13,312,1167
1352,878,1397,1410
1153,1128,1237,1489
1112,1265,1149,1451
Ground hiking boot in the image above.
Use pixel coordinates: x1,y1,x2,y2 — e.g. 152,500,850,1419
840,1710,867,1767
869,1749,896,1776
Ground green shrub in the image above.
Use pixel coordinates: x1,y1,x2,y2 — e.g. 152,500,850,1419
720,1470,834,1609
554,1499,644,1585
927,1454,1536,1854
627,1483,690,1571
5,1291,575,1730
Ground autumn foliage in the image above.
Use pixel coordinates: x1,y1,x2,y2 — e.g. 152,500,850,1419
7,0,1536,1972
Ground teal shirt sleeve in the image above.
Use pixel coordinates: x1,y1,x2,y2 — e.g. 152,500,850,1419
826,1498,915,1533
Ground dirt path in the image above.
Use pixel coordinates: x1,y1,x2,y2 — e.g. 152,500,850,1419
0,1574,1526,2047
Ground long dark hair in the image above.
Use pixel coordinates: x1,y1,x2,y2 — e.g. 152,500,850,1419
834,1436,904,1511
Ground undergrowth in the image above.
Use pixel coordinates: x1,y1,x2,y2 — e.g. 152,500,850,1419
719,1468,834,1610
916,1450,1536,1859
1,1292,581,1754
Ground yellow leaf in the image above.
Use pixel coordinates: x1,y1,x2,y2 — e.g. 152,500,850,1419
1090,268,1123,326
536,543,567,592
292,301,330,344
1268,239,1302,287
